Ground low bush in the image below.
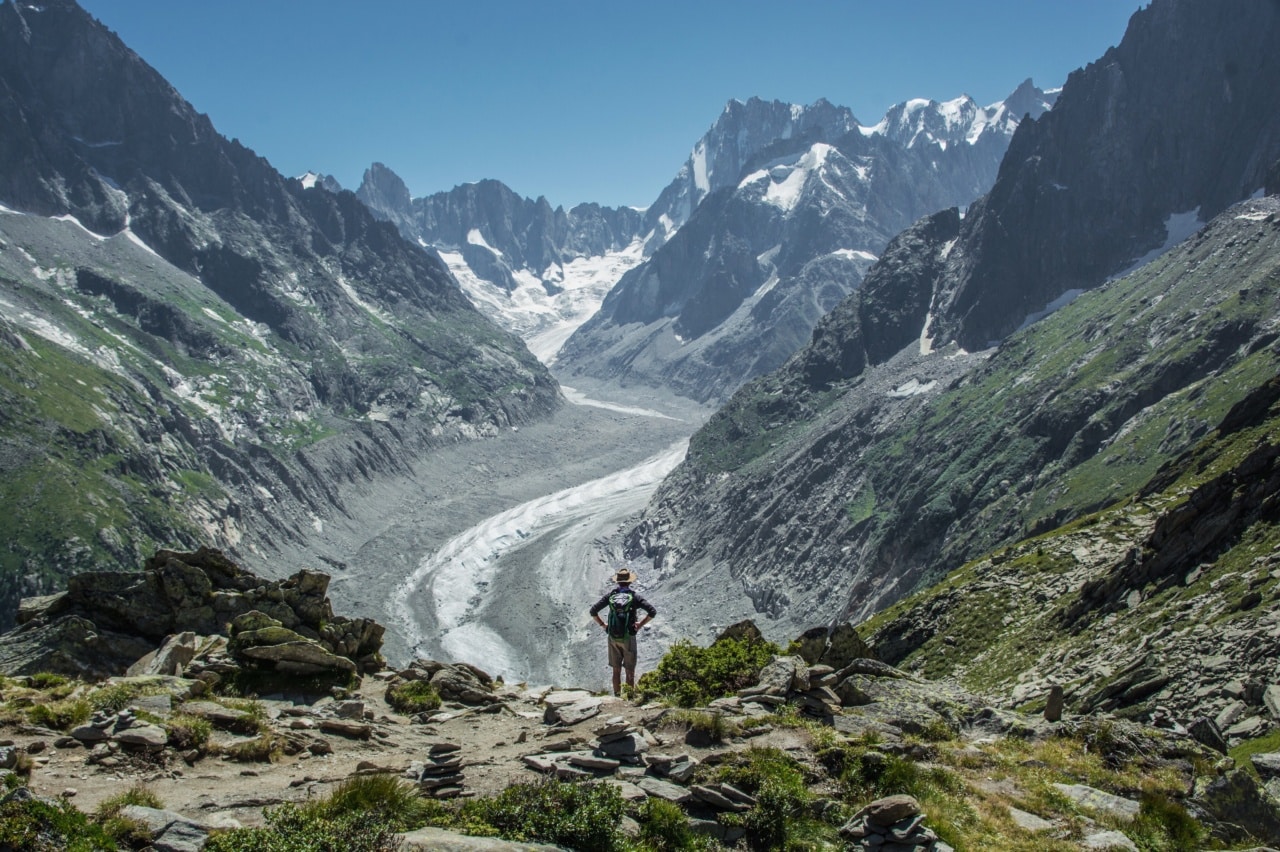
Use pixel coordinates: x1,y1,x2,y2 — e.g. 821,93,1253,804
456,779,627,851
89,681,165,715
165,713,213,752
27,697,91,731
0,789,118,851
637,797,714,851
310,774,433,831
221,734,283,763
1129,792,1205,851
385,679,442,715
203,802,400,852
638,634,778,707
29,673,69,690
714,747,830,851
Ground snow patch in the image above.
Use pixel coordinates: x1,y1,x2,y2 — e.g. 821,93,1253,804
919,312,936,356
830,248,878,263
888,379,937,398
299,172,319,189
122,228,160,258
738,143,833,212
1113,208,1205,279
53,214,105,241
560,386,680,420
467,228,502,256
691,141,710,196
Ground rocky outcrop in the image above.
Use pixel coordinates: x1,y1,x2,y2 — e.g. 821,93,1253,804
0,548,383,679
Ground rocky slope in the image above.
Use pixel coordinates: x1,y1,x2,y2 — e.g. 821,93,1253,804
554,83,1054,404
623,0,1280,645
0,0,560,627
2,549,1278,849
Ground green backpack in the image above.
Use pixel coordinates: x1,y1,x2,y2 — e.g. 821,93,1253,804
606,589,636,639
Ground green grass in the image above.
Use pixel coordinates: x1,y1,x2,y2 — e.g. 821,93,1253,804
385,679,442,714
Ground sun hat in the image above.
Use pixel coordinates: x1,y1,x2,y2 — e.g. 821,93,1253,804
613,568,637,584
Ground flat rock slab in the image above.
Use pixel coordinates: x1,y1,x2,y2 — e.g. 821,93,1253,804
542,690,594,708
637,776,695,804
113,723,168,749
550,698,602,726
1008,807,1055,832
398,826,563,851
1051,784,1139,821
318,719,372,739
1082,829,1138,850
178,701,255,731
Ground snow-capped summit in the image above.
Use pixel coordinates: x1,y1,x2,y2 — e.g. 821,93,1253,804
640,97,860,246
862,79,1057,151
296,171,343,193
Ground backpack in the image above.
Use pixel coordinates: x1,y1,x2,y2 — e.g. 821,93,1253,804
606,588,636,639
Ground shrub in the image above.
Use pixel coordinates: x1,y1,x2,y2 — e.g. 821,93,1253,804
638,797,710,851
203,802,399,852
1129,792,1205,851
309,774,431,832
639,635,778,707
165,714,213,752
665,709,739,745
385,680,442,715
28,697,91,730
0,790,118,851
458,779,626,851
221,734,283,763
29,673,69,689
89,681,166,715
715,747,819,851
95,783,163,820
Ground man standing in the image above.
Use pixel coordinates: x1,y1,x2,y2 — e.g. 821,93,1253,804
589,568,657,696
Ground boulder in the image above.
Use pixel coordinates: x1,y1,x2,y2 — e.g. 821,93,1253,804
853,794,920,827
118,805,210,852
431,665,496,705
1250,751,1280,780
1051,784,1140,821
1190,768,1280,842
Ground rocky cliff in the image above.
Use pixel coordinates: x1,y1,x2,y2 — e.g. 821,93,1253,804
0,0,560,627
554,83,1054,404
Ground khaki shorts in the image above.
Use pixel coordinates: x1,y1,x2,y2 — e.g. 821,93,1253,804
607,636,637,670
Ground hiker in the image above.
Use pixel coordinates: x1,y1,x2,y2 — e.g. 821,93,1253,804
589,567,657,696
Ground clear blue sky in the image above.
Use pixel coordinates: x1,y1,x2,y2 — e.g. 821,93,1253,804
78,0,1142,209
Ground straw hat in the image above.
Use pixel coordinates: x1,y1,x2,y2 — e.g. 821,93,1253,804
613,568,637,584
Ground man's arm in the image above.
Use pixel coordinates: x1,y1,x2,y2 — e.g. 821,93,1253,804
633,594,657,629
589,594,610,629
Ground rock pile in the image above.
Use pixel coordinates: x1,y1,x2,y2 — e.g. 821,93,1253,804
407,742,468,799
839,794,950,851
0,548,384,681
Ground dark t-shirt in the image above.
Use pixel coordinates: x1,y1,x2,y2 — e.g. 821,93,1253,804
590,585,657,633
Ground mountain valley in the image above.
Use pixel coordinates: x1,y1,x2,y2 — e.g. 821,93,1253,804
4,0,1280,847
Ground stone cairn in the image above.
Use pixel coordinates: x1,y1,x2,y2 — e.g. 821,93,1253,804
406,742,466,799
839,794,950,852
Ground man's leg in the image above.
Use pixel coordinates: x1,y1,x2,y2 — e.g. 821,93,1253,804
611,665,622,696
